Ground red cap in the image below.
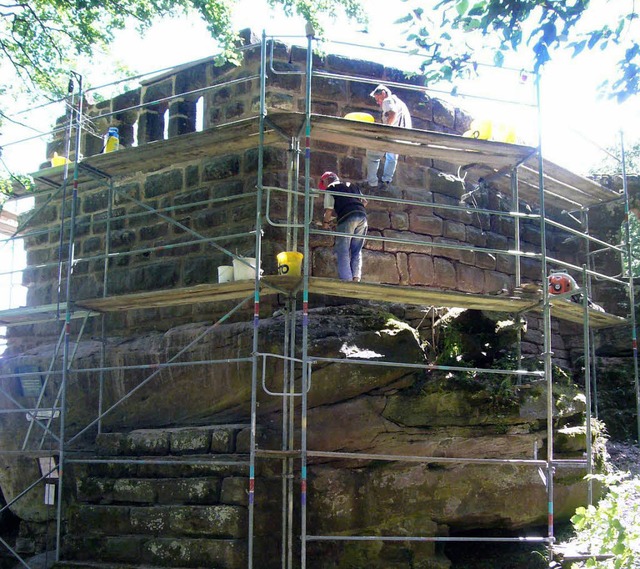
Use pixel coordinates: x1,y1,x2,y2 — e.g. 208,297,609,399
318,171,339,190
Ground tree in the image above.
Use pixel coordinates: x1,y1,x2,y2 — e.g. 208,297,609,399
590,140,640,176
570,474,640,568
395,0,639,103
2,0,639,106
0,0,365,101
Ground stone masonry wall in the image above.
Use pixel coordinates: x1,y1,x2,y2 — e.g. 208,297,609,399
15,30,592,357
2,31,630,568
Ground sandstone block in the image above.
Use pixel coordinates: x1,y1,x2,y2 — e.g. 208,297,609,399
143,536,247,568
456,264,485,293
363,250,400,284
156,478,221,505
145,169,184,198
433,257,456,289
211,428,236,453
128,430,171,455
203,155,241,181
443,219,466,241
390,211,409,231
365,230,385,252
368,211,391,231
408,254,435,286
409,212,442,236
69,504,132,535
170,427,212,454
383,230,432,254
221,477,249,506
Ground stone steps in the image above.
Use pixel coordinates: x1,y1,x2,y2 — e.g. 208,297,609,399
68,504,247,538
95,425,252,457
54,563,190,569
62,536,246,568
81,455,251,480
61,425,280,569
76,475,243,505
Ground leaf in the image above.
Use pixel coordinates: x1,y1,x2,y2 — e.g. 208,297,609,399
394,14,414,24
493,50,504,67
570,39,587,57
588,30,603,49
612,541,627,555
468,1,486,16
464,18,482,31
456,0,469,16
541,21,558,45
510,28,522,50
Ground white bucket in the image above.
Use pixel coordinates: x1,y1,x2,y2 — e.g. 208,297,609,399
217,265,234,283
233,257,260,281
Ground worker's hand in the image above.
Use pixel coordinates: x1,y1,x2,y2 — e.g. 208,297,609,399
322,212,336,230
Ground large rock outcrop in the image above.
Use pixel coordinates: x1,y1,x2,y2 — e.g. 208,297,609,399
0,304,596,568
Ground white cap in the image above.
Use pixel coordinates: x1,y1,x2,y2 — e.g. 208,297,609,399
370,84,391,97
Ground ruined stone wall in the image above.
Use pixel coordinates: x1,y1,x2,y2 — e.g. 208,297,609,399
16,31,587,356
1,34,629,567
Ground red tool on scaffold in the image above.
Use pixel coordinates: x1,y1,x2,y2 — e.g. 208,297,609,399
548,271,577,295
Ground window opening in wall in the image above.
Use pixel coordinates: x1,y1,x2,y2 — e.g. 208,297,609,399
196,97,204,132
163,108,169,140
132,119,139,147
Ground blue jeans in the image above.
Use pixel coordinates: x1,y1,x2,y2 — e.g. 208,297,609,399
366,149,398,185
335,212,368,281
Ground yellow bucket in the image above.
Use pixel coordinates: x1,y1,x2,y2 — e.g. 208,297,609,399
51,152,69,167
277,251,303,277
344,112,375,123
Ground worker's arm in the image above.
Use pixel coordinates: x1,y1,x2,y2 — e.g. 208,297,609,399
323,208,335,229
384,110,397,125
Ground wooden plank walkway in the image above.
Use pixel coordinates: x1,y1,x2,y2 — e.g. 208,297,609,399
0,276,626,329
269,113,619,210
29,112,620,211
30,116,286,190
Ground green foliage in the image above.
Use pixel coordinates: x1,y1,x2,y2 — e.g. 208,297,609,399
590,140,640,176
0,173,32,197
0,0,366,100
266,0,364,26
621,213,640,278
569,474,640,568
396,0,639,102
429,309,532,410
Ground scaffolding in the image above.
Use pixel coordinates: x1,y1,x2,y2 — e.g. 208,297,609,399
0,28,636,569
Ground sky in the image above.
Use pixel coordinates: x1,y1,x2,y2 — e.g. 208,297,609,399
98,0,636,174
1,0,638,177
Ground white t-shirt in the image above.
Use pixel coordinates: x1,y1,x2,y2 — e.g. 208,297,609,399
382,95,412,128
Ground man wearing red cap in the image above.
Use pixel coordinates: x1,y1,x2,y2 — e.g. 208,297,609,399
318,172,368,282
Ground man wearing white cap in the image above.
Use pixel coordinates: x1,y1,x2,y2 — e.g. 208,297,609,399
366,84,412,189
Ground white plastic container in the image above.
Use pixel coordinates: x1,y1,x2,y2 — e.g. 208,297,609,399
217,265,234,283
233,257,260,281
